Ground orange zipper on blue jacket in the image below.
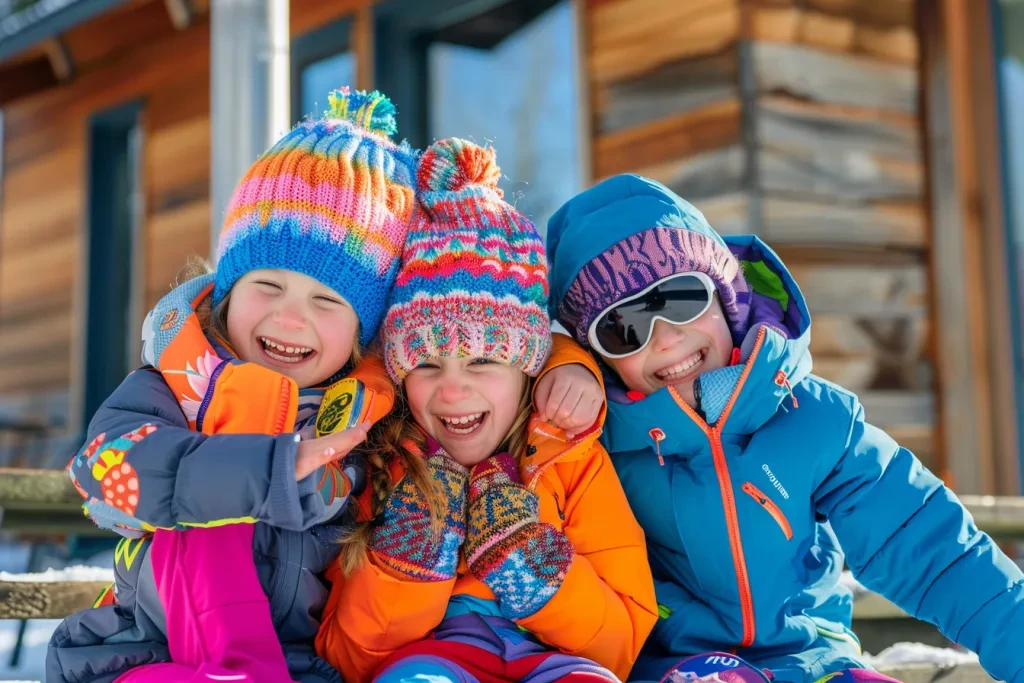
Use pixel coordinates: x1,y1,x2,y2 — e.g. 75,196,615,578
741,482,793,541
668,326,766,648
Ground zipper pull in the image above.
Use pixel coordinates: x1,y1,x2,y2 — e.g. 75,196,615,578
774,371,799,409
649,427,666,466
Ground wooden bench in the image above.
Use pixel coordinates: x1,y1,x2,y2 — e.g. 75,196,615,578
0,468,1018,681
0,571,111,619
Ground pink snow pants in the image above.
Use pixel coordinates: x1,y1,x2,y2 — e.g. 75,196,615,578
114,525,292,682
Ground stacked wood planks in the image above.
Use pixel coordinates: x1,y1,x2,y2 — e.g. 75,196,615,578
585,0,934,465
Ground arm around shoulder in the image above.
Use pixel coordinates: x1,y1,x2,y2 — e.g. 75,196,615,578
534,332,604,397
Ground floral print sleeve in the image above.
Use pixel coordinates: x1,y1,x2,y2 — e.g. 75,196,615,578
69,368,313,535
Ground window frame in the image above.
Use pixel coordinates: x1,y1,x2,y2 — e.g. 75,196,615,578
373,0,574,150
78,100,145,432
0,108,5,269
990,0,1024,490
290,15,354,125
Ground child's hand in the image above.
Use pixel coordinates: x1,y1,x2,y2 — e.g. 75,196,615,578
534,363,604,439
370,442,469,581
465,453,574,619
295,423,370,481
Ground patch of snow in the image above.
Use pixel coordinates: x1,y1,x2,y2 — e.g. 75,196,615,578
0,566,113,583
19,620,61,650
0,618,59,682
0,542,114,681
0,626,18,653
864,642,979,668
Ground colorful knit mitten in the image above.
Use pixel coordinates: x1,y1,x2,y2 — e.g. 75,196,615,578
369,443,468,581
464,453,575,619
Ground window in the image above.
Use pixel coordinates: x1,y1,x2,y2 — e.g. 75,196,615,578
0,109,5,238
993,0,1024,484
376,0,583,235
82,102,143,427
300,52,355,119
292,17,356,124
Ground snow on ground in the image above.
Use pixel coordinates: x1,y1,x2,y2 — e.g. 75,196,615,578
865,642,980,668
0,566,113,583
0,618,61,681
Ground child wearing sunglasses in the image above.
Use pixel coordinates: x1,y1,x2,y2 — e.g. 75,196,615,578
546,174,1024,683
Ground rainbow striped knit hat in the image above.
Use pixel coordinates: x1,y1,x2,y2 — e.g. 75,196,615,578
382,138,551,383
213,88,418,348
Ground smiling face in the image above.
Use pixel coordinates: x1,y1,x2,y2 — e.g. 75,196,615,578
225,269,359,388
601,296,734,408
403,356,527,467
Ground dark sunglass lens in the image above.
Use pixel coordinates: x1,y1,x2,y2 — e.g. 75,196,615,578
657,276,712,317
593,275,713,356
592,308,645,356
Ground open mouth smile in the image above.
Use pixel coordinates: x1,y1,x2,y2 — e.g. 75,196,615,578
437,412,487,435
258,336,316,365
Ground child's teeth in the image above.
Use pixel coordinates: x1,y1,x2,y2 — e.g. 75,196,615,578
442,418,483,434
265,350,301,363
441,413,482,425
260,338,312,358
656,351,703,379
438,413,485,434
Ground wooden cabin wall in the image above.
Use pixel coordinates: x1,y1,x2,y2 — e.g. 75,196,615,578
0,0,371,457
0,0,204,448
585,0,935,467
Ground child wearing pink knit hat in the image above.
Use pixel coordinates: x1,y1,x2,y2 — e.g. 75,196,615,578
317,138,657,683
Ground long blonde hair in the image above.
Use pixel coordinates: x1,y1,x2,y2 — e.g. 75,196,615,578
335,390,442,575
336,370,534,575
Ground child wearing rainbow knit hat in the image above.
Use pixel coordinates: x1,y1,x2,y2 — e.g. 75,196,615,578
316,138,658,683
50,89,417,683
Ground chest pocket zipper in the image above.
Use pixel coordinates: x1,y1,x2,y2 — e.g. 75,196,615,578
553,494,565,521
741,482,793,541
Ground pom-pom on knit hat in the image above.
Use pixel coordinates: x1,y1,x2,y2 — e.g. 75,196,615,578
213,87,418,348
381,138,551,383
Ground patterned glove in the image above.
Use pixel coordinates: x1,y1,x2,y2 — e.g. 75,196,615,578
464,453,575,620
369,443,468,581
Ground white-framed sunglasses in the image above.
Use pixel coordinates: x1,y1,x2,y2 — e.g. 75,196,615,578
587,271,716,359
